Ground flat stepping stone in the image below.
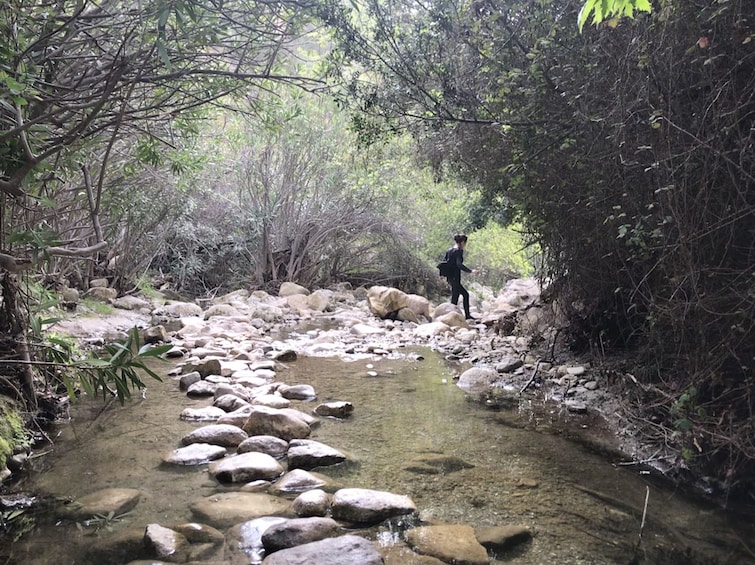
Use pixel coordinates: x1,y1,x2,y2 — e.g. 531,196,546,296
261,517,342,552
181,424,248,448
405,524,489,565
287,439,347,470
180,406,226,421
237,434,289,459
314,402,353,418
163,443,227,465
190,492,291,529
330,488,416,525
59,488,142,520
208,452,284,483
269,469,332,495
260,534,383,565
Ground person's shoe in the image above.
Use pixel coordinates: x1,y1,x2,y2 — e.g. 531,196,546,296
465,315,478,321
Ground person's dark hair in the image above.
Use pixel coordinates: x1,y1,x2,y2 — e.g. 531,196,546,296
454,234,468,244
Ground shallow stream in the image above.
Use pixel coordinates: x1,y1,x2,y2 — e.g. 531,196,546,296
7,346,755,564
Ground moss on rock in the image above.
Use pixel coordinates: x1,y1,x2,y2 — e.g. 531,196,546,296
0,397,28,469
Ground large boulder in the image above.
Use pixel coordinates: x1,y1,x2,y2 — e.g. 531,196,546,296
366,286,408,318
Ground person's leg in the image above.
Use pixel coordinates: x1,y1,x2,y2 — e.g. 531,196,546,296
450,277,461,306
460,283,472,318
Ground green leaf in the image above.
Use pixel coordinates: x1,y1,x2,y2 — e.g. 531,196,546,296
137,344,172,357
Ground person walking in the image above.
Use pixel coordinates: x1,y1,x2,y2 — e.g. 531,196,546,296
442,234,479,320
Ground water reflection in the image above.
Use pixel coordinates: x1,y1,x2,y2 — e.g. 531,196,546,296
6,346,754,565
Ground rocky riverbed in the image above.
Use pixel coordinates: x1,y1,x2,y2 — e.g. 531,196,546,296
6,278,752,564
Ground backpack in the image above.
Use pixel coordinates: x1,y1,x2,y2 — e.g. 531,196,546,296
436,248,454,277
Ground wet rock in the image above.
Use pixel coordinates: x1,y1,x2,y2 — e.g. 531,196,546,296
292,489,331,517
60,488,142,520
144,523,191,563
194,357,223,378
163,443,227,465
214,383,251,402
330,488,416,525
189,492,291,529
237,435,289,459
208,452,284,483
226,516,288,565
178,371,202,391
87,527,148,563
380,543,448,565
180,406,226,422
270,349,297,362
242,406,311,441
287,439,347,470
253,394,291,409
217,404,255,427
269,469,332,496
213,393,250,412
405,524,489,565
314,401,353,418
186,380,218,397
260,534,383,565
181,424,248,448
475,524,532,551
278,384,316,400
404,453,475,475
262,517,342,553
280,408,319,427
456,367,499,393
172,522,225,544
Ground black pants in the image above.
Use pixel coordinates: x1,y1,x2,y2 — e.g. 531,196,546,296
449,275,470,318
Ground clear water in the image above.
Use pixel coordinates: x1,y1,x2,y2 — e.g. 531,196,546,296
6,347,754,564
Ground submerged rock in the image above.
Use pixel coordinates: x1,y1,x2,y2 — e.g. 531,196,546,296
405,524,489,565
190,493,291,529
163,443,227,466
59,488,143,520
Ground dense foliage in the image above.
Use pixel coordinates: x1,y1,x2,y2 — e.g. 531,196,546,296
319,0,755,492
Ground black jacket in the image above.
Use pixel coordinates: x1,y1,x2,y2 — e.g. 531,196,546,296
444,246,471,278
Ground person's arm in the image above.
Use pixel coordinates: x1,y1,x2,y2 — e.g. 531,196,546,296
455,249,472,273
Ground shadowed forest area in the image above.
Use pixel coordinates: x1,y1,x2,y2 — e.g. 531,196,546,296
0,0,753,523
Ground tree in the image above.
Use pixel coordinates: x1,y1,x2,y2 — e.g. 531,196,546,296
0,0,322,407
319,0,755,493
578,0,651,31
